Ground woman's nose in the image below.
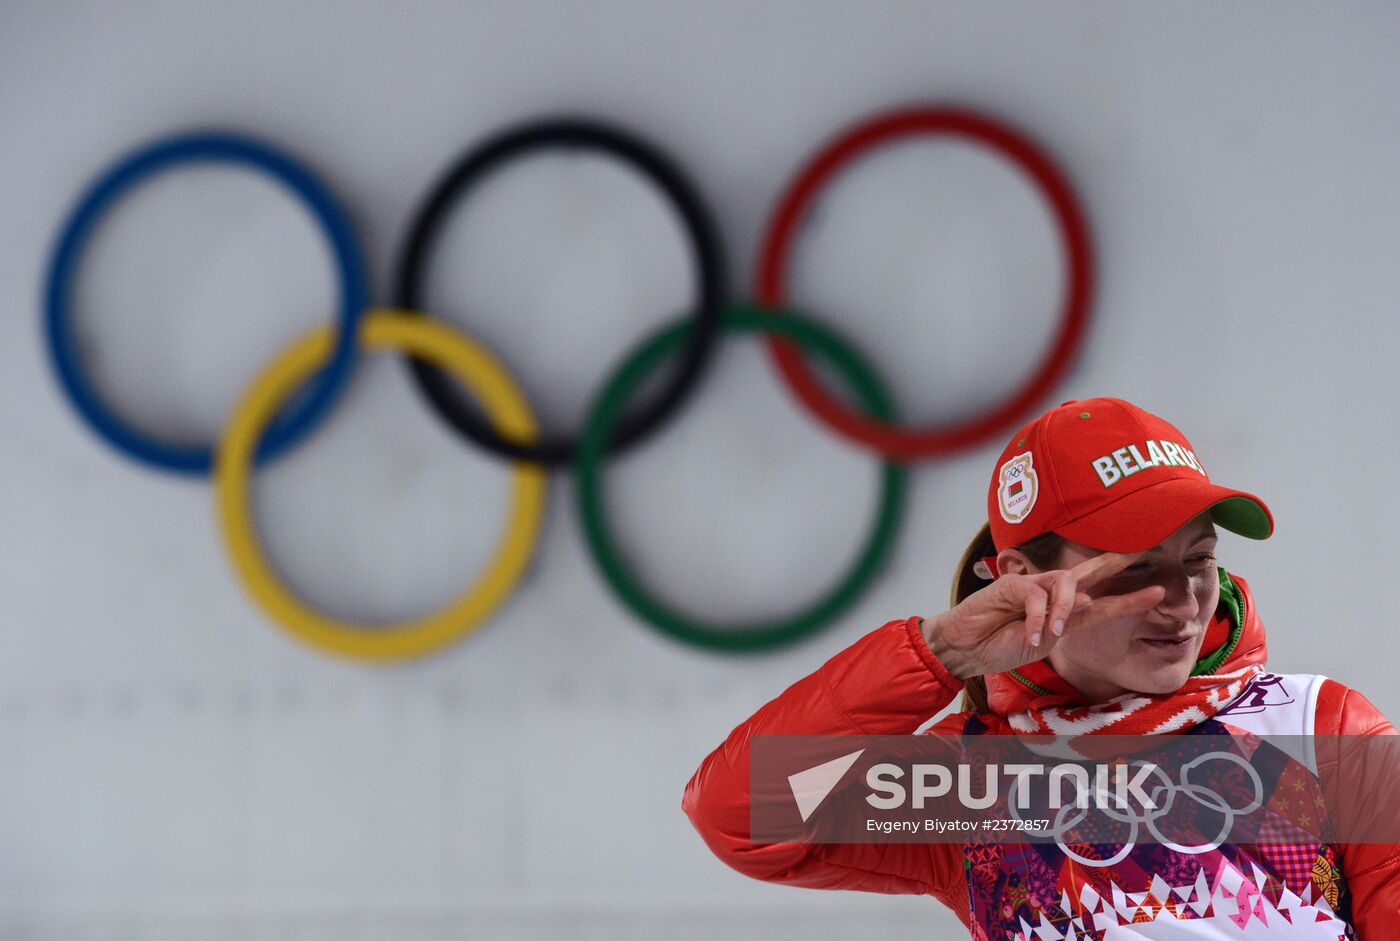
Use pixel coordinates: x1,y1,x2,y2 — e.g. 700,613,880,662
1154,569,1200,622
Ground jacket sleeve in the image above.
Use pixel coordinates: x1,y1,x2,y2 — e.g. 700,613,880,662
1314,679,1400,935
680,615,970,921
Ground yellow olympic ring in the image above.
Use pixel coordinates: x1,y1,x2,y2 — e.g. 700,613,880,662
214,309,547,662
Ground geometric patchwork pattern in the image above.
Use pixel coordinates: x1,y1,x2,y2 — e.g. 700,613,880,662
965,844,1355,940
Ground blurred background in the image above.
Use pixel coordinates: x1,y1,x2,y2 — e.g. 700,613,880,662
4,1,1400,938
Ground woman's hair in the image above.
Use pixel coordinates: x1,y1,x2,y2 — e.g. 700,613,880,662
951,523,1067,713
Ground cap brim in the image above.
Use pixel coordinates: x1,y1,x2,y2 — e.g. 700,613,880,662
1053,478,1273,553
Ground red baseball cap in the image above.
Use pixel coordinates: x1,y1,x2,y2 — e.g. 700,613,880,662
986,397,1273,553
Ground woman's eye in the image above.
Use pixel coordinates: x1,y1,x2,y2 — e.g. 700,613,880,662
1123,555,1213,576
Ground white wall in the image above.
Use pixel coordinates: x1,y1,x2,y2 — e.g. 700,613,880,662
4,1,1400,937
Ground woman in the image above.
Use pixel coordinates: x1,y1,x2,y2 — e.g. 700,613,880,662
682,397,1400,938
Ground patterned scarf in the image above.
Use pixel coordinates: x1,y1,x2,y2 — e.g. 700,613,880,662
984,570,1268,737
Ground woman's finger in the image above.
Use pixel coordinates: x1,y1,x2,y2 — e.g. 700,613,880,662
1068,584,1166,630
1011,578,1050,647
1046,569,1078,636
1069,549,1148,590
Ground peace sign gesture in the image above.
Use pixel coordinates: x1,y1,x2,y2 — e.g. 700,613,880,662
921,550,1168,681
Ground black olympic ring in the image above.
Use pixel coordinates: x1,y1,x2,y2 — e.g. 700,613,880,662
393,117,727,467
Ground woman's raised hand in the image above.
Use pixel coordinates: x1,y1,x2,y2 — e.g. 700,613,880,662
921,551,1167,681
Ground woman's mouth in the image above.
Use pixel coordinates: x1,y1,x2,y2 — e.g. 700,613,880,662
1138,634,1194,654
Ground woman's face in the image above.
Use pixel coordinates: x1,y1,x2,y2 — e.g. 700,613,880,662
1000,510,1221,702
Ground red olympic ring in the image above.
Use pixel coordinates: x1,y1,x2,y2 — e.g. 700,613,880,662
754,106,1094,460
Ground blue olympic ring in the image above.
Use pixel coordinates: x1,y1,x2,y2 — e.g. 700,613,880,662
44,131,368,474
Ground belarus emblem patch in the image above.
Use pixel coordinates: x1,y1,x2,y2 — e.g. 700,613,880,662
997,451,1038,524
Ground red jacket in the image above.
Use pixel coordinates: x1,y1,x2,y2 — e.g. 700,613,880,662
682,574,1400,938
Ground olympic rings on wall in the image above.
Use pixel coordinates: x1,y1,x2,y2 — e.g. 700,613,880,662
42,104,1094,658
395,118,726,468
44,131,369,475
756,107,1093,460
